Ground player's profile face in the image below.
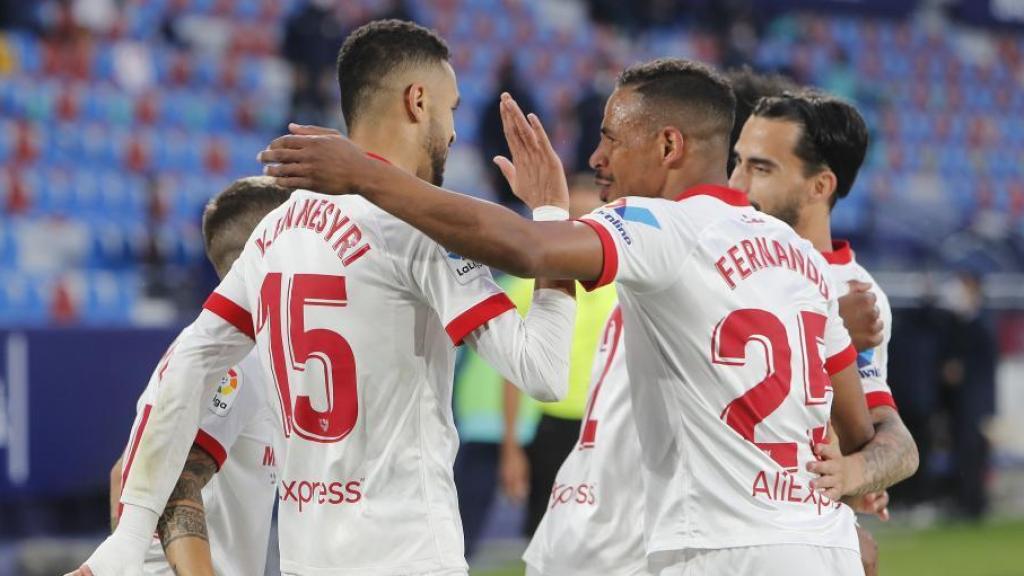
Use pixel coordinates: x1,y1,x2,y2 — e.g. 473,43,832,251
421,62,459,186
729,116,811,227
589,88,663,202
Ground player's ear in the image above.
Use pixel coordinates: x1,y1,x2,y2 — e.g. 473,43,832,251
812,169,837,205
404,83,427,124
661,126,685,167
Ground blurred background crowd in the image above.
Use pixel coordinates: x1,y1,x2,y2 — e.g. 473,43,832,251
0,0,1022,574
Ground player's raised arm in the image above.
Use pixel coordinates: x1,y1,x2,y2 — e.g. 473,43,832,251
259,96,605,283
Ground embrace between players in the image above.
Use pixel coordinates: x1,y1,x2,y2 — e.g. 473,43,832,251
72,18,919,576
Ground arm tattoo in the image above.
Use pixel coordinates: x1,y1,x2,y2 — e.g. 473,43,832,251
157,445,218,551
854,408,920,495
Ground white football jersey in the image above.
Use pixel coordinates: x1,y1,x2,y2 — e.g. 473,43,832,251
823,240,896,411
120,350,280,576
524,305,651,576
576,185,860,554
205,190,523,576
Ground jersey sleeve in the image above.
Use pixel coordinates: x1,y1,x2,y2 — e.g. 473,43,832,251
119,256,257,515
403,231,516,346
193,355,264,470
823,291,857,376
576,198,680,293
858,285,896,411
201,260,255,339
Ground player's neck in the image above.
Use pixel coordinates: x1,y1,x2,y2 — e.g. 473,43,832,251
349,128,421,177
797,212,833,254
659,165,729,199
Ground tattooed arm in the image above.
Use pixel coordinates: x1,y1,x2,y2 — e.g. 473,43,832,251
850,406,920,494
156,444,218,576
810,405,920,499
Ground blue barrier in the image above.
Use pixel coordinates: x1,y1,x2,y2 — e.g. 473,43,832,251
0,327,182,499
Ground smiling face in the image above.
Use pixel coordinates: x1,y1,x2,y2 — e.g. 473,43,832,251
587,87,669,203
729,116,816,228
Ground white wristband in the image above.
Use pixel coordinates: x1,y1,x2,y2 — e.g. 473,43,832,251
117,503,161,542
532,205,570,221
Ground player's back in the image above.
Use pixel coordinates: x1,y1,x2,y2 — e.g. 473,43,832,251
578,186,859,555
233,190,502,575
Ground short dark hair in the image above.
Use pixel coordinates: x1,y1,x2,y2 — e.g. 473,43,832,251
337,19,450,130
202,176,290,270
752,93,868,207
617,58,736,151
724,66,798,172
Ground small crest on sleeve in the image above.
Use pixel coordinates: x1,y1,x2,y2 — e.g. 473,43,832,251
438,245,488,285
210,367,242,417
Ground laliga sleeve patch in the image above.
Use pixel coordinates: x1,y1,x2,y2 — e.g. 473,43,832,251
438,245,488,285
209,367,241,417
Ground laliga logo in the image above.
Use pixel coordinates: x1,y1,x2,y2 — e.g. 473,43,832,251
218,369,239,396
210,368,240,417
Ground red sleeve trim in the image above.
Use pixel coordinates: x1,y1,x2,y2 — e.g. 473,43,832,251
825,344,857,375
445,293,516,346
194,429,227,470
576,218,618,292
203,292,255,340
118,403,153,518
865,391,898,411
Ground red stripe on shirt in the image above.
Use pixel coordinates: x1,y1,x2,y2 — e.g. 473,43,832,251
118,403,152,518
194,429,228,470
865,391,898,411
577,218,618,292
203,292,255,340
825,344,857,375
445,293,516,346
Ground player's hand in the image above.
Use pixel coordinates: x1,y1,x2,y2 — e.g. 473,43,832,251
838,281,883,352
807,441,865,501
848,490,891,521
258,123,371,193
494,92,570,211
63,532,148,576
499,441,530,503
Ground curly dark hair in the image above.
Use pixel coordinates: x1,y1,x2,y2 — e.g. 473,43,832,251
617,58,736,151
724,66,798,172
336,19,450,130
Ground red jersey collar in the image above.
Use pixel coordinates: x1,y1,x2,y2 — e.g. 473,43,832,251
366,152,392,165
820,239,854,265
675,184,750,207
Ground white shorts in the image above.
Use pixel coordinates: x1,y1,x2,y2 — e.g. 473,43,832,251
647,545,862,576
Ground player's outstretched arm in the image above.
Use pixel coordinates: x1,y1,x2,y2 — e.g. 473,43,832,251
67,312,253,576
258,106,604,283
157,445,218,576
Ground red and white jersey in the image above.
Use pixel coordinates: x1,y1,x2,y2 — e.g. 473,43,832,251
121,350,280,576
196,190,575,576
576,185,860,554
822,240,896,412
524,306,651,576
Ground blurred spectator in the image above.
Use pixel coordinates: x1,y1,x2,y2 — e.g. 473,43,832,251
478,55,539,208
572,54,617,173
936,270,998,519
283,0,347,126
